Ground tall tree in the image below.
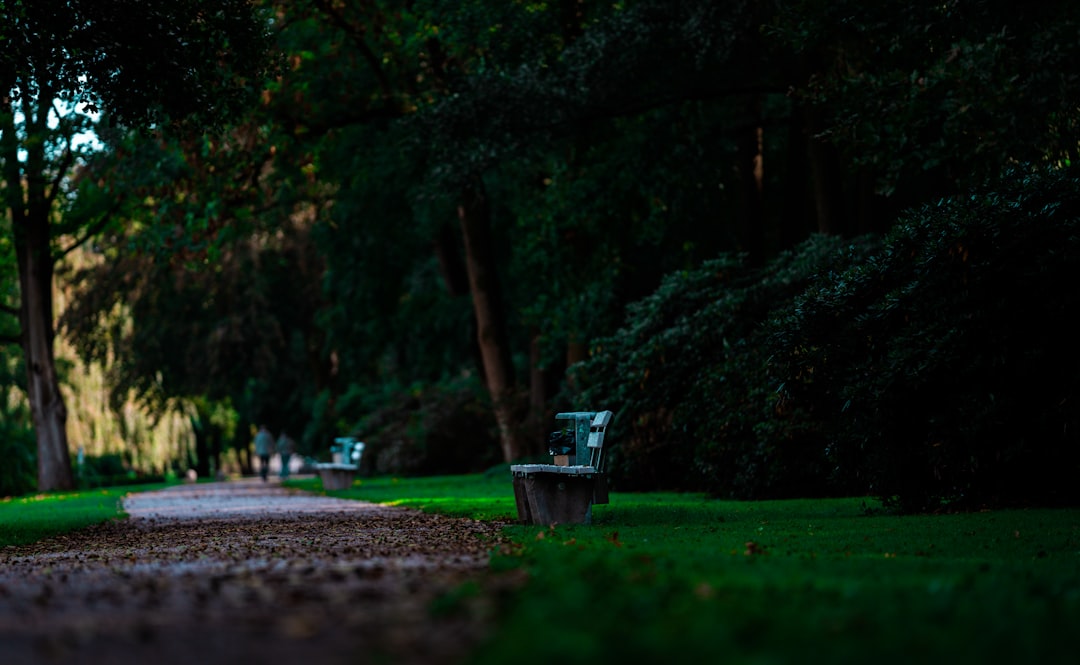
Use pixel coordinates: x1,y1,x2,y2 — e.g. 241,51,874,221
773,0,1080,199
261,0,538,459
0,0,271,490
261,0,785,462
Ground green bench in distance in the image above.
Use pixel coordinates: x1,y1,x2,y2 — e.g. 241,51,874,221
316,437,364,490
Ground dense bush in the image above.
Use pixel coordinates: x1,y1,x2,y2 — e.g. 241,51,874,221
75,453,165,489
573,167,1080,510
0,415,36,498
349,377,503,477
572,234,880,496
770,167,1080,510
0,349,36,497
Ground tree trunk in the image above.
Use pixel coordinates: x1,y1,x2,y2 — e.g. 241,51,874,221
235,419,254,475
565,338,588,391
457,178,528,462
19,245,74,491
805,111,850,236
528,332,547,430
781,106,816,249
432,220,486,382
15,212,75,491
432,222,470,297
3,100,74,492
526,330,563,458
737,106,767,264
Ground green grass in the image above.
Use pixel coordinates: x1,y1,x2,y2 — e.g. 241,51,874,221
0,482,174,547
291,470,1080,665
286,468,519,521
486,497,1080,665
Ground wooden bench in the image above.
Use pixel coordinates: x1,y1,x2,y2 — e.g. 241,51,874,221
510,410,613,525
315,438,364,490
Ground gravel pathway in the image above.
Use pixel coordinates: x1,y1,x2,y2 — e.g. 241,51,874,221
0,479,515,665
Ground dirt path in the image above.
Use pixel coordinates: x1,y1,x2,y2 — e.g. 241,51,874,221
0,479,515,665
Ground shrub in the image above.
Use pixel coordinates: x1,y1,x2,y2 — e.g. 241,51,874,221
572,234,880,497
768,167,1080,510
0,351,36,497
348,377,503,476
0,415,36,498
73,453,165,488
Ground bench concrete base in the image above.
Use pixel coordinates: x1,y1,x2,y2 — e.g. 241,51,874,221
315,463,358,490
510,466,608,525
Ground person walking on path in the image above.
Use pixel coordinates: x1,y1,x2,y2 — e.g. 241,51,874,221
277,430,296,479
254,424,274,481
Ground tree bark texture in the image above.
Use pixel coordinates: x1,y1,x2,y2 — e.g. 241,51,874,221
456,178,528,463
15,206,75,492
737,102,766,265
3,102,75,491
526,331,562,458
781,107,816,248
432,220,487,382
528,333,546,430
805,111,851,237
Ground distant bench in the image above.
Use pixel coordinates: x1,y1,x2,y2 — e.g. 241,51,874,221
510,410,613,525
315,438,364,490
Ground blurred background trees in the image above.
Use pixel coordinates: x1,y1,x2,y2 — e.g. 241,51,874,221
1,0,273,490
4,0,1078,510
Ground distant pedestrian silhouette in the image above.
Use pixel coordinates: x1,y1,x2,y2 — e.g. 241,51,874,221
277,431,296,479
254,425,274,481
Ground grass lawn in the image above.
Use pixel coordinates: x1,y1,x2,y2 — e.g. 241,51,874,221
0,482,174,548
292,470,1080,665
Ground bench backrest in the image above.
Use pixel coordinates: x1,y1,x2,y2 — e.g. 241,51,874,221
587,410,613,471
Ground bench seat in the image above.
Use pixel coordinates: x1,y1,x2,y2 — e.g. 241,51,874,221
314,463,359,471
511,464,599,476
314,463,358,490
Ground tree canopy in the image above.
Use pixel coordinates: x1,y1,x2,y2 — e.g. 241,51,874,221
7,0,1079,508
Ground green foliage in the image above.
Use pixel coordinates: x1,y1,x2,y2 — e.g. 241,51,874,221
0,407,36,498
774,0,1080,195
411,0,755,181
63,194,328,442
2,0,274,129
262,0,787,457
0,234,34,499
573,234,880,496
58,0,1080,495
310,120,478,392
339,377,504,477
74,453,166,489
569,166,1080,510
769,166,1080,510
495,100,751,364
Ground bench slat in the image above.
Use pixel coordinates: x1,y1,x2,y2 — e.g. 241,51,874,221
511,464,599,475
314,463,360,471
